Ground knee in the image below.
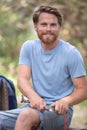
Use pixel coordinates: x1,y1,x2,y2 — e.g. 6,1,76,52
18,108,40,126
17,108,40,129
18,108,32,121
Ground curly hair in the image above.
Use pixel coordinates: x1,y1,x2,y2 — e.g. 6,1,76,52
33,5,63,26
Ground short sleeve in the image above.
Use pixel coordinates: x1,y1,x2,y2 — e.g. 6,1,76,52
67,48,86,79
18,41,31,66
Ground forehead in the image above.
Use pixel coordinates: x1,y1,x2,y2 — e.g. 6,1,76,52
38,12,58,23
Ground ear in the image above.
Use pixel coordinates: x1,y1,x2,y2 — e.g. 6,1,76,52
34,24,37,32
58,25,61,33
58,24,61,30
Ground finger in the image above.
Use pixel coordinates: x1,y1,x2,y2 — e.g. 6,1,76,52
58,106,68,115
55,104,64,114
55,105,59,113
39,104,45,112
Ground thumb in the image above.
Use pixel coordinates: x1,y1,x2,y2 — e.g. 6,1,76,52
50,102,55,107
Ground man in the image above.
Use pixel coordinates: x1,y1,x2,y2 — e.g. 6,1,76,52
0,5,87,130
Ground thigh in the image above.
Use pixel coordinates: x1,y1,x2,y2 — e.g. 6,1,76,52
37,106,73,130
0,103,29,130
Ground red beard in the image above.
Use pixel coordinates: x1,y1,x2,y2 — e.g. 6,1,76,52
38,32,58,44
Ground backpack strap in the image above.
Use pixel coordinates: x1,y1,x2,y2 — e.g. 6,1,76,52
0,79,9,110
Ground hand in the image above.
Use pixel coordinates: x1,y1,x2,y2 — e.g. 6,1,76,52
29,95,46,112
50,99,69,115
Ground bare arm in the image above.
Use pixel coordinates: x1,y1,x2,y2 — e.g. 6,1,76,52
51,76,87,114
17,64,46,111
62,76,87,106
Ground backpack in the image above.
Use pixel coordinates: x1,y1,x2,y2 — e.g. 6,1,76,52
0,75,17,110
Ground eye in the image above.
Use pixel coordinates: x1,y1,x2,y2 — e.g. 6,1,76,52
51,23,57,27
40,23,47,27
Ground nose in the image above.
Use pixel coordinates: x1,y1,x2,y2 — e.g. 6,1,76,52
46,25,51,31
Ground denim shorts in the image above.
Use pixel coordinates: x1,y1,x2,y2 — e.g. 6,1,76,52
0,103,73,130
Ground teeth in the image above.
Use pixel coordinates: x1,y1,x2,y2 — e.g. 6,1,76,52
45,34,51,37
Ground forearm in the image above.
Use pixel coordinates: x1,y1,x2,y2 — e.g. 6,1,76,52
17,65,46,111
18,77,46,111
17,77,40,100
62,88,87,106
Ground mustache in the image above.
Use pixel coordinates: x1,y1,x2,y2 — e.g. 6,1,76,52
43,32,54,35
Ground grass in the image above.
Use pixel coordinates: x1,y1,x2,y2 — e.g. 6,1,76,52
79,100,87,108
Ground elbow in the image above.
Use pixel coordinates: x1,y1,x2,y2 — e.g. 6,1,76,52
17,77,23,90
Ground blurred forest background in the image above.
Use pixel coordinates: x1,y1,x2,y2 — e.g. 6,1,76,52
0,0,87,128
0,0,87,79
0,0,87,78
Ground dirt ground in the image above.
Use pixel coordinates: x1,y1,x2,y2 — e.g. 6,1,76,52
70,105,87,129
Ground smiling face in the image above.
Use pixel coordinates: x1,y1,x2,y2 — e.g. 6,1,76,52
34,12,61,49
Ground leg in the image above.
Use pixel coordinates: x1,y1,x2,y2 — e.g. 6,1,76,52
14,108,40,130
0,103,30,130
39,106,73,130
14,106,73,130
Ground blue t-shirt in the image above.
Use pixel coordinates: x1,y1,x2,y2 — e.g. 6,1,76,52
19,39,86,105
